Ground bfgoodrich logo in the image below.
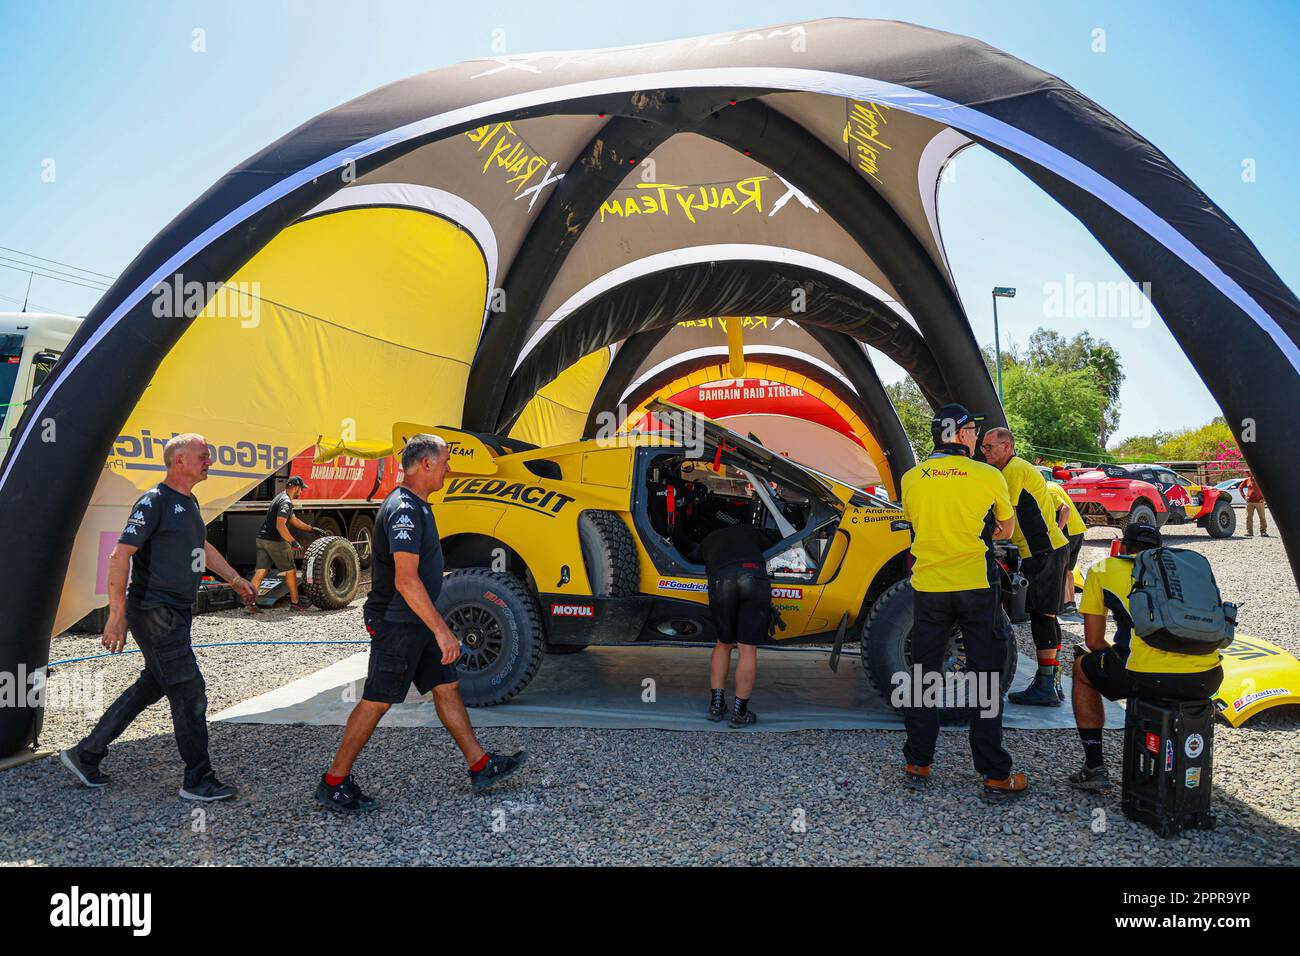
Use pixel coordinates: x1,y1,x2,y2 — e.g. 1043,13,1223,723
50,886,151,936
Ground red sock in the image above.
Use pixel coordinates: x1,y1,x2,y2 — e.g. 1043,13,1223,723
469,753,489,773
325,773,346,787
1038,647,1059,667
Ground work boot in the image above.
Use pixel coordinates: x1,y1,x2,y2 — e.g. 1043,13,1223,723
1008,669,1062,707
903,763,931,788
1067,764,1114,791
982,772,1029,803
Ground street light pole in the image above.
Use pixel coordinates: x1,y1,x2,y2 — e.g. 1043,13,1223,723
991,286,1016,408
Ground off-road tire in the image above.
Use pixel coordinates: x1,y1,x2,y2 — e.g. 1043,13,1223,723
578,510,639,596
558,510,639,654
438,569,545,706
301,535,361,609
348,512,376,570
1205,499,1236,539
1119,502,1158,533
861,578,1018,725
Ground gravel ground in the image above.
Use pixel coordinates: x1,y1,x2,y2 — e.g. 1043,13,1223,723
2,520,1296,867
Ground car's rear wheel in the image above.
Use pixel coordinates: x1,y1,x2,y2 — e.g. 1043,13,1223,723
438,569,544,706
861,579,1018,725
1205,499,1236,538
301,535,361,609
1119,502,1157,533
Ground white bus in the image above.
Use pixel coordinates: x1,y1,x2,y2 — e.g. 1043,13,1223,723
0,312,81,459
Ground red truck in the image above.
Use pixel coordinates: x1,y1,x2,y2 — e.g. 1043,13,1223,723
1060,463,1236,538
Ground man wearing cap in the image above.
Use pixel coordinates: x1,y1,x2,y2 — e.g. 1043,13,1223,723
981,428,1072,706
249,475,326,611
899,404,1029,802
1068,523,1224,789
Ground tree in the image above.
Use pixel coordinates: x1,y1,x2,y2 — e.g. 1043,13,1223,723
1024,329,1124,446
1000,364,1107,461
885,377,934,460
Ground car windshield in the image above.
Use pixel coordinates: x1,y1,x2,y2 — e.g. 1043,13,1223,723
0,333,24,411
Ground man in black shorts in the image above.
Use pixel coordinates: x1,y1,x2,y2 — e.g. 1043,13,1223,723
249,475,324,611
315,434,526,813
982,428,1071,706
698,519,778,727
1069,523,1224,789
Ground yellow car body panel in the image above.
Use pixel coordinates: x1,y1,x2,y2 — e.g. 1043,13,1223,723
401,419,910,643
1212,634,1300,727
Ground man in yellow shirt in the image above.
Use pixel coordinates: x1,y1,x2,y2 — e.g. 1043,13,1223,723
981,429,1071,706
1047,479,1087,613
1069,523,1224,790
900,404,1028,802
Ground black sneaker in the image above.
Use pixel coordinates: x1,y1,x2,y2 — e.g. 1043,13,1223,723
469,750,528,794
1067,764,1114,791
706,701,728,722
178,774,238,802
60,746,109,788
728,709,757,728
315,773,379,813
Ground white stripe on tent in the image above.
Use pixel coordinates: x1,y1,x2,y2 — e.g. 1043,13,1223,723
619,345,857,403
515,243,916,373
7,66,1294,492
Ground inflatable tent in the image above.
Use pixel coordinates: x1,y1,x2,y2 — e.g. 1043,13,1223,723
2,18,1298,757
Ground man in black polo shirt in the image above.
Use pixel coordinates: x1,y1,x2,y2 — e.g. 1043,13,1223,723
315,434,527,813
249,475,325,611
60,433,255,801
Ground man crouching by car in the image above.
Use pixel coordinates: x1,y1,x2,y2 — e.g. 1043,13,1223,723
315,434,527,813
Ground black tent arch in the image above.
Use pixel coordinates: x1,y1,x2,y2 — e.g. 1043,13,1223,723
1,19,1296,757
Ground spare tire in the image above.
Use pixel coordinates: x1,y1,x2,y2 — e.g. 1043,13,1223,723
438,568,545,706
578,510,639,596
301,535,361,609
861,578,1018,725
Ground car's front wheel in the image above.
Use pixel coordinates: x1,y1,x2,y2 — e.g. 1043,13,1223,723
861,579,1018,725
437,569,544,706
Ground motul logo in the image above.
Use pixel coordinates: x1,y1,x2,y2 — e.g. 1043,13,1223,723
551,603,593,618
771,587,803,600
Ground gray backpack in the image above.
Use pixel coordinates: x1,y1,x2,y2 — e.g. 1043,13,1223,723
1129,547,1236,654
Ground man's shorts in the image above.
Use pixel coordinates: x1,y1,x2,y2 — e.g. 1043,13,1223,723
1078,646,1223,702
1066,532,1084,570
361,613,460,704
1025,544,1068,616
707,564,771,645
255,538,295,572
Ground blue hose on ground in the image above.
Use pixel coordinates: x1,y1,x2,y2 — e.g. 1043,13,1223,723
47,640,369,669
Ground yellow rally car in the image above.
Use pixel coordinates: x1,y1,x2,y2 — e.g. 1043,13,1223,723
397,401,1019,715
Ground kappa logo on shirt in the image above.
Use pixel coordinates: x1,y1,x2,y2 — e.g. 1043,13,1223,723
124,525,139,535
129,511,145,524
173,503,186,514
392,515,416,531
394,530,412,541
396,498,413,509
138,496,153,508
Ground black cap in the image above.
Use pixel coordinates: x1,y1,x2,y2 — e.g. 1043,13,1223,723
1122,522,1162,549
286,476,307,489
930,403,984,442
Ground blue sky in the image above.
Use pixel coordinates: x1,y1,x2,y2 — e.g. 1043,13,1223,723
1,0,1296,443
